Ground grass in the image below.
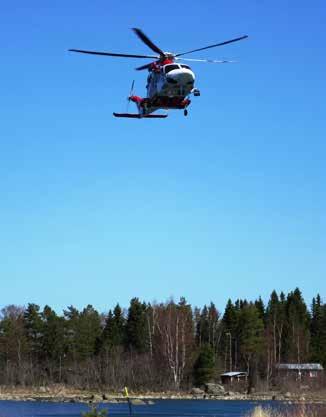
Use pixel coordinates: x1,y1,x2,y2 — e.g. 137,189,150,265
248,405,326,417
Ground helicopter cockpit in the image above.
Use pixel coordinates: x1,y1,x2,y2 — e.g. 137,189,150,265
163,64,191,73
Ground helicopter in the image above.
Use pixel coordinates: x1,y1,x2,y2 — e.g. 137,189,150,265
69,28,248,119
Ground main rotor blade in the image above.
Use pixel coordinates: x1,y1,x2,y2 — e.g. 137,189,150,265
69,49,159,59
132,28,165,56
175,35,248,57
135,62,153,71
129,80,135,95
176,57,236,63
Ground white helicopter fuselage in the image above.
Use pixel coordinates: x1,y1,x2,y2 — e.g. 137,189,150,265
147,63,195,99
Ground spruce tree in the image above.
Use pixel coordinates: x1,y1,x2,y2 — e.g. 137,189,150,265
283,288,310,363
193,344,216,386
125,298,148,353
100,304,125,352
42,305,65,362
238,303,264,379
310,294,326,366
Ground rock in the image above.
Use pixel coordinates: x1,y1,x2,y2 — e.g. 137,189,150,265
205,383,225,395
92,394,103,402
147,400,155,405
284,392,292,399
131,399,146,405
39,387,47,393
191,388,205,395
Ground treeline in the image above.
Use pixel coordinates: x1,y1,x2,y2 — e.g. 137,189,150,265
0,288,325,391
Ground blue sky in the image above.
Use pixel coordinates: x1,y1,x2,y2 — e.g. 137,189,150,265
1,0,325,314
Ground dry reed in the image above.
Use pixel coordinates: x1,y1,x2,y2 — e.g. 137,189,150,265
248,404,326,417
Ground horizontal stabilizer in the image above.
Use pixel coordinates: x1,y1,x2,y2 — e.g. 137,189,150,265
113,113,168,119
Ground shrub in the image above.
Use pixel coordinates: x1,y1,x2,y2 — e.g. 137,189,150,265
82,405,108,417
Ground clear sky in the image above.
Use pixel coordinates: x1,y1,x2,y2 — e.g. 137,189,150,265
1,0,325,315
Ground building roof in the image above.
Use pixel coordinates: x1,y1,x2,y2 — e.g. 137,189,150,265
221,371,248,377
276,363,324,371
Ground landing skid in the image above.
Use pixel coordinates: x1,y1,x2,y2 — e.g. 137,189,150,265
113,113,168,119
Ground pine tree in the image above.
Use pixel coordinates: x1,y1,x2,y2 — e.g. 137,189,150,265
24,303,44,363
63,305,80,362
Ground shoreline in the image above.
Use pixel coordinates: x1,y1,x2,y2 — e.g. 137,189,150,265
0,388,325,405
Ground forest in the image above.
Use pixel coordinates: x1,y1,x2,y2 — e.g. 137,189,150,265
0,288,325,391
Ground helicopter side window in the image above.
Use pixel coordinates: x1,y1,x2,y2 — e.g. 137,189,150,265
180,64,190,69
164,64,179,73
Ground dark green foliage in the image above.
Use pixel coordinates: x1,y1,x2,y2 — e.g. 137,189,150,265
63,305,80,361
62,305,102,361
24,303,44,360
223,299,238,331
42,305,65,361
220,299,239,371
238,304,264,366
254,297,265,323
76,305,102,359
193,344,216,386
99,304,126,353
282,288,310,362
125,298,148,353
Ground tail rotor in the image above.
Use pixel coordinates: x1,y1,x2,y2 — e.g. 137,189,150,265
126,80,135,112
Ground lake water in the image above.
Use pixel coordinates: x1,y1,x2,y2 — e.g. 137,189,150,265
0,399,319,417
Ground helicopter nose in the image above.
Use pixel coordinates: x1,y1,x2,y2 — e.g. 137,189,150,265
167,69,195,86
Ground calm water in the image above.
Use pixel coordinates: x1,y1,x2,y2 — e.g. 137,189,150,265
0,399,295,417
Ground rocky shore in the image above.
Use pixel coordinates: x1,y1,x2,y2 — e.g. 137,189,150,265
0,385,325,405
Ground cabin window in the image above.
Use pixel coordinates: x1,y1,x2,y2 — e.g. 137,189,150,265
164,64,179,73
181,64,190,69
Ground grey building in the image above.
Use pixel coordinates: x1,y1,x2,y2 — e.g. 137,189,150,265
276,363,324,381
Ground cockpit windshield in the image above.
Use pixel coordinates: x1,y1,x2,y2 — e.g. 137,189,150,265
164,64,179,73
180,64,191,69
